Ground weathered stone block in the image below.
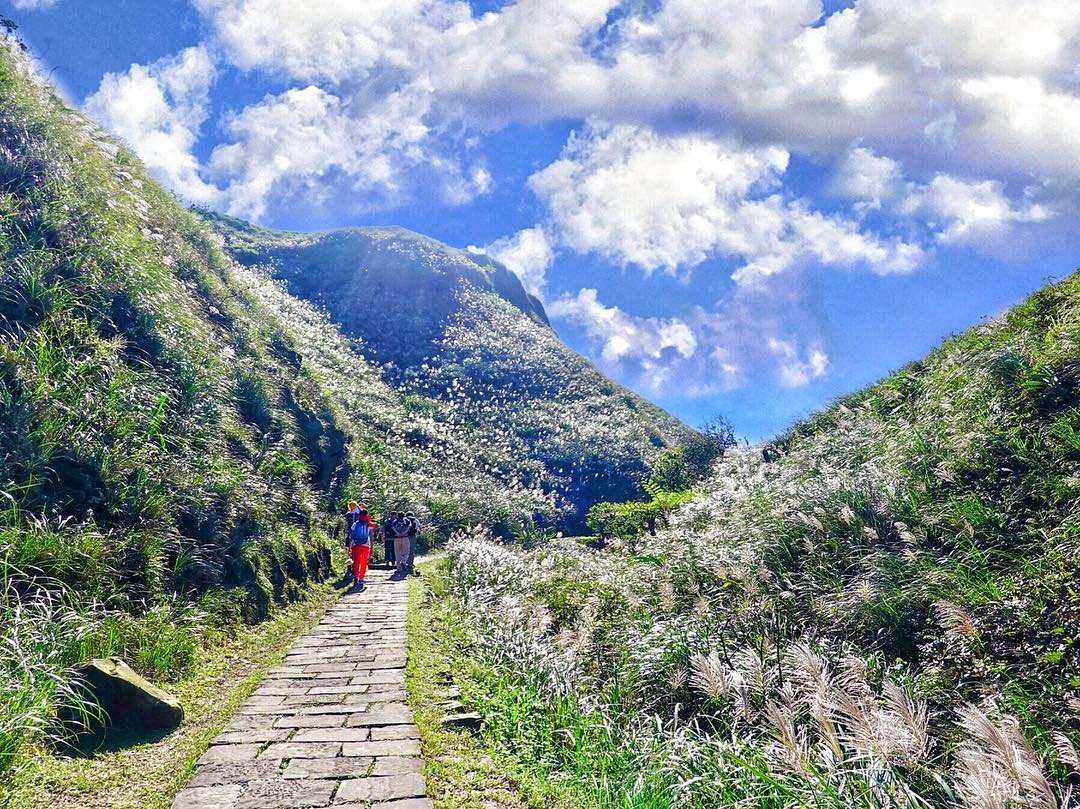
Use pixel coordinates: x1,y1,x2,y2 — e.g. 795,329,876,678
336,774,427,802
75,657,184,732
235,779,336,809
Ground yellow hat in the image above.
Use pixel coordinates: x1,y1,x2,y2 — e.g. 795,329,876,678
347,500,358,510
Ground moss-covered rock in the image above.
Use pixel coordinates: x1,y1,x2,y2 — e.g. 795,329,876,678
76,657,184,733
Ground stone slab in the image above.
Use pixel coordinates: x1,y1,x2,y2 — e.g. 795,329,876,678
336,774,427,803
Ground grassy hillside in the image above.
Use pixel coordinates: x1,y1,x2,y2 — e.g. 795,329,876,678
0,40,583,782
0,39,357,778
0,33,698,787
437,272,1080,805
205,212,695,522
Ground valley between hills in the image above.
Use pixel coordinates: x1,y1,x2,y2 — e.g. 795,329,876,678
1,35,1078,809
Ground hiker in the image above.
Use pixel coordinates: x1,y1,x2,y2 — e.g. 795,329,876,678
391,512,411,579
346,504,377,588
382,511,397,570
343,500,360,564
404,511,420,575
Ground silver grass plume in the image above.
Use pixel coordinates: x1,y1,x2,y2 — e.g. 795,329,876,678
955,706,1056,809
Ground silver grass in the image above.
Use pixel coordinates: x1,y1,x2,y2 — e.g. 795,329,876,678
933,600,978,639
956,706,1056,809
1052,732,1080,773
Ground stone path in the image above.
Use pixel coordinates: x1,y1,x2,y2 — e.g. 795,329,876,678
172,568,430,809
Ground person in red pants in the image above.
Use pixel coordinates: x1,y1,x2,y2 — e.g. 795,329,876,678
346,505,377,589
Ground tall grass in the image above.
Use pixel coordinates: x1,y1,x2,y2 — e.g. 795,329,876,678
437,270,1080,806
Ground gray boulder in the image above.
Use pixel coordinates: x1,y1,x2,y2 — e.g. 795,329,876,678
76,657,184,732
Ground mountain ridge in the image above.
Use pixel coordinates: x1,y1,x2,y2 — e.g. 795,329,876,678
200,207,694,522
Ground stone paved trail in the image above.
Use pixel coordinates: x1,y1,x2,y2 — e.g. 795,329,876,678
172,568,430,809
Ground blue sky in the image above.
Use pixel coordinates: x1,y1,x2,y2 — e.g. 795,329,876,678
5,0,1080,439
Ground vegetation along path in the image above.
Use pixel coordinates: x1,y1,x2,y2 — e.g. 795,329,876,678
171,569,429,809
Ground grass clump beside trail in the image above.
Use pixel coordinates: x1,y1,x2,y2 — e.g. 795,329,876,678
406,557,578,809
436,272,1080,806
5,579,341,809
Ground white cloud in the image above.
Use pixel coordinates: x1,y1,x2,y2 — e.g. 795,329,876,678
529,121,788,273
549,284,833,393
432,157,493,206
958,75,1080,178
481,226,555,299
768,337,829,388
530,122,922,284
834,145,1054,246
432,0,620,126
207,86,355,220
84,47,220,206
193,0,468,83
11,0,60,9
82,1,1080,233
906,175,1051,245
832,146,904,211
430,0,1080,188
548,288,697,389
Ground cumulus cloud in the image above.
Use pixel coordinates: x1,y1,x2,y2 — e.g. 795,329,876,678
548,284,832,393
905,175,1051,245
547,288,697,389
83,1,1080,231
193,0,468,83
203,82,452,220
768,337,829,388
84,47,220,206
834,145,1053,246
459,1,1080,180
530,122,922,284
481,226,555,299
86,48,491,222
832,146,905,212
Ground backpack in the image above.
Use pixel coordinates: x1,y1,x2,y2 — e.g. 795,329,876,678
350,520,370,545
392,519,409,538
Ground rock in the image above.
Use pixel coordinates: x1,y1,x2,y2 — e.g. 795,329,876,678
439,712,482,731
76,657,184,732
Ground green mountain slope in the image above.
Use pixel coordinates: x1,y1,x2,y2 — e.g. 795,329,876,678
441,272,1080,802
0,43,353,774
204,212,694,521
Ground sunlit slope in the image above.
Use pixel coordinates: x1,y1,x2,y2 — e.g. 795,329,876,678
204,211,695,521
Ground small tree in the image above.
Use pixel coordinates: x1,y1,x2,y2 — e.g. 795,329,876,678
647,414,737,493
646,447,691,492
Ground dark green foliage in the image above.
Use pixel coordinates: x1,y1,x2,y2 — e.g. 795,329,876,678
586,490,691,545
646,415,735,493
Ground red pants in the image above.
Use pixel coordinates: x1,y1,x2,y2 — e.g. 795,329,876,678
350,544,371,580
